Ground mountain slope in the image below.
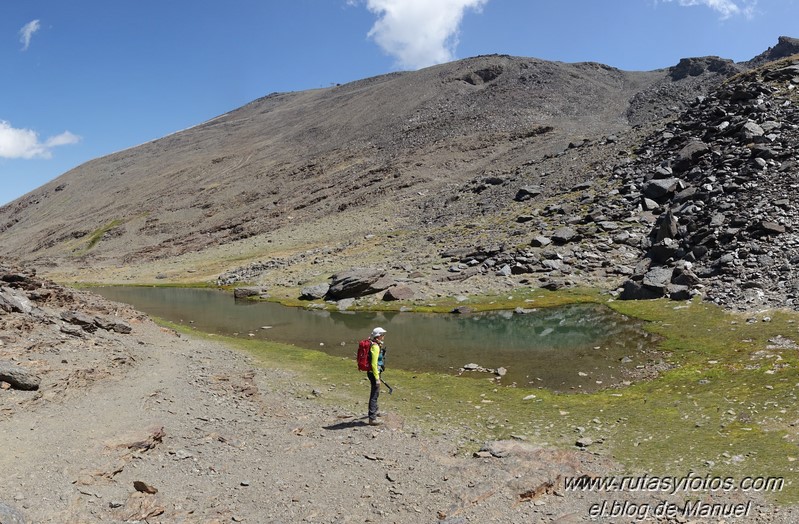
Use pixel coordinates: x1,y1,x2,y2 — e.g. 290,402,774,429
0,56,700,261
4,43,796,309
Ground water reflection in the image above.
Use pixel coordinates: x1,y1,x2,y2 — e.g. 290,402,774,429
93,287,655,391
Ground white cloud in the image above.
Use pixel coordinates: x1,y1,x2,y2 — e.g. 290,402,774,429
45,131,81,148
663,0,756,19
359,0,489,70
0,121,81,159
19,19,41,51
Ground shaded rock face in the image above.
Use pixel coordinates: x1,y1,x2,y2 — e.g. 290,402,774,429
669,56,739,81
461,64,504,85
300,283,330,301
617,55,799,309
748,36,799,67
325,269,394,300
382,285,414,301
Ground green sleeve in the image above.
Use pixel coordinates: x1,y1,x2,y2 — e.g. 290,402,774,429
370,343,380,379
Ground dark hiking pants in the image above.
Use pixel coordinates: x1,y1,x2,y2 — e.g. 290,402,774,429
367,371,380,421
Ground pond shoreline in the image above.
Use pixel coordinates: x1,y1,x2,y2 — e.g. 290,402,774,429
92,285,662,393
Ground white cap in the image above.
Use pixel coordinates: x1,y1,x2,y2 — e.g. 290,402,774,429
370,327,387,339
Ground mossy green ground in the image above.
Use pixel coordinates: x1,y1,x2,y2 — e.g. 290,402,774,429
162,291,799,503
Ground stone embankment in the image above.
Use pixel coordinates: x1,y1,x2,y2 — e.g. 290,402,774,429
0,264,134,396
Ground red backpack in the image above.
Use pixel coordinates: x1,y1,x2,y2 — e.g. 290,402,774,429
356,339,372,371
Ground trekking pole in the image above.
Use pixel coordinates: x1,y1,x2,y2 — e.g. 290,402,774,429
381,379,394,394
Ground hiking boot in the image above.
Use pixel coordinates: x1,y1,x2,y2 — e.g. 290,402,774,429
368,419,382,426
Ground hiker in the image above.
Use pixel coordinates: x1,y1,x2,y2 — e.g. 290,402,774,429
367,327,387,425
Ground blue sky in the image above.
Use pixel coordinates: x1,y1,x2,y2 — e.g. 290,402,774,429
1,0,796,205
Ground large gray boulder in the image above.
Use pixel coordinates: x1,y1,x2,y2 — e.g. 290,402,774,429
300,283,330,300
325,269,395,300
642,266,675,290
741,121,765,140
530,235,552,248
619,280,664,300
643,178,679,200
383,285,414,301
0,287,33,314
94,317,133,334
514,186,542,202
0,362,41,391
552,227,579,244
674,140,710,171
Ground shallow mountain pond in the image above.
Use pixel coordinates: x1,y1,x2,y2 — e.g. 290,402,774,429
94,287,658,391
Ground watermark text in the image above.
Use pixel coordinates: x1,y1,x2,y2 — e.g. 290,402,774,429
564,474,783,495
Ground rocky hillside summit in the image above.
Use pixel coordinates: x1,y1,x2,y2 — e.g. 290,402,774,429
614,52,799,310
0,38,798,312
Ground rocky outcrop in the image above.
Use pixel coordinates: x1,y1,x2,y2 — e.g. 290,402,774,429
669,56,739,81
0,361,40,390
748,36,799,67
299,283,330,300
617,55,799,309
325,269,396,300
0,260,137,401
1,261,133,339
233,287,266,299
382,285,414,301
627,56,743,126
60,310,133,334
0,287,35,314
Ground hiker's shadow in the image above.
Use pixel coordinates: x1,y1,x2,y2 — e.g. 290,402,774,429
323,418,369,430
